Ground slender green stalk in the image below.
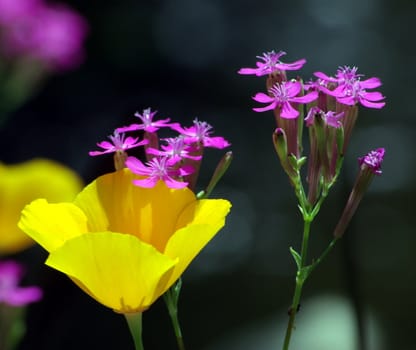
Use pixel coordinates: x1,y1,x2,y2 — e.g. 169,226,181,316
282,225,339,350
125,312,144,350
282,217,311,350
164,280,186,350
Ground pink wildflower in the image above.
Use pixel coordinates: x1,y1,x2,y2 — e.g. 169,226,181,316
0,260,42,306
252,80,318,118
238,50,306,76
117,108,173,133
171,119,230,149
314,67,385,109
89,131,147,156
125,156,193,189
146,136,202,165
332,79,385,109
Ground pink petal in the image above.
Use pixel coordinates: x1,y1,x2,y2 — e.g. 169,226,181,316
280,58,306,70
125,156,150,174
313,71,333,81
360,77,382,89
252,92,275,103
204,136,230,149
280,102,299,119
253,103,277,112
116,124,141,133
284,81,302,97
96,141,114,150
362,91,385,101
238,67,259,75
291,90,318,104
359,99,386,109
132,177,157,188
164,177,189,189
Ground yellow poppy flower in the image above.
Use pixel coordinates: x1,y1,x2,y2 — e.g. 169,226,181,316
0,158,83,255
18,168,231,313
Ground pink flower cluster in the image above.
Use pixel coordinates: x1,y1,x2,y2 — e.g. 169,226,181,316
239,50,386,205
90,108,230,189
239,51,385,118
0,0,88,71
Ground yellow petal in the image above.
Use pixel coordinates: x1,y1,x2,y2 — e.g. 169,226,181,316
18,199,88,252
0,158,83,254
46,232,177,313
74,169,196,251
164,199,231,285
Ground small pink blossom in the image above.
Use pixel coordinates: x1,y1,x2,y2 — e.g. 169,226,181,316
314,66,363,85
358,147,385,175
252,80,318,118
314,67,385,109
125,156,193,189
331,79,385,109
171,119,230,149
117,108,173,133
89,131,147,156
146,136,202,165
238,50,306,76
0,260,42,306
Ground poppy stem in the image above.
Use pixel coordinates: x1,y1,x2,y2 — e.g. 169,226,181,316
125,312,144,350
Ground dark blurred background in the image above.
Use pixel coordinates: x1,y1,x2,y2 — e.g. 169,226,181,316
1,0,415,349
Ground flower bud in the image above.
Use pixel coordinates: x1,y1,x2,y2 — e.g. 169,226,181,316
333,148,385,238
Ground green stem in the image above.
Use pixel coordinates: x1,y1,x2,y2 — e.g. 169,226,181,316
164,282,186,350
125,313,144,350
282,217,311,350
309,238,339,274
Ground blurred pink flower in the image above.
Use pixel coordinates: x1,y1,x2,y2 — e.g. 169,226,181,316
0,0,88,71
0,260,42,306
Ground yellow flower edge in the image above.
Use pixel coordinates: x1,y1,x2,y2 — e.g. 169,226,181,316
18,168,232,313
0,158,83,254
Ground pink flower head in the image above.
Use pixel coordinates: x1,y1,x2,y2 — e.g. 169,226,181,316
146,136,202,165
125,156,193,189
332,79,386,109
117,108,172,133
252,80,318,118
238,50,306,76
358,147,385,175
314,66,363,85
305,107,344,128
0,260,42,306
171,119,230,149
89,131,148,156
315,66,385,109
0,1,88,71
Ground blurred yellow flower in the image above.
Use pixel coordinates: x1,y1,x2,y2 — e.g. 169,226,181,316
18,168,231,313
0,158,83,255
